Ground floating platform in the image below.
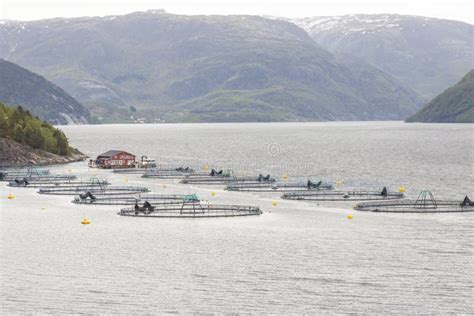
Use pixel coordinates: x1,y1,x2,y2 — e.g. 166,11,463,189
282,187,403,201
38,185,149,196
354,191,474,213
118,200,262,218
72,194,189,205
226,180,333,192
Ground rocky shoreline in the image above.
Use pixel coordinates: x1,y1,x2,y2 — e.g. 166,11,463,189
0,137,88,166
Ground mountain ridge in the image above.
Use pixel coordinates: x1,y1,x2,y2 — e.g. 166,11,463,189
290,14,474,99
0,11,422,123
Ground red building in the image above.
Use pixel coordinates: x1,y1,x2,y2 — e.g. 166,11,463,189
95,150,136,169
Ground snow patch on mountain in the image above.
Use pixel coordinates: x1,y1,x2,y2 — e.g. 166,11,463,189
292,14,437,35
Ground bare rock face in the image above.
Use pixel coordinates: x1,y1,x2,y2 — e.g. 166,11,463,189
0,138,88,166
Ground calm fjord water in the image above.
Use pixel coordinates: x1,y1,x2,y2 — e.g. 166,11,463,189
1,122,473,314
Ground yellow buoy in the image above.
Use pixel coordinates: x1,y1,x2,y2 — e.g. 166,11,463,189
282,173,289,182
7,194,15,200
347,214,353,219
399,186,406,193
272,200,278,207
81,217,91,225
204,164,209,172
211,191,216,196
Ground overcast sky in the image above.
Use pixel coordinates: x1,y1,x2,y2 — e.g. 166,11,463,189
1,0,473,23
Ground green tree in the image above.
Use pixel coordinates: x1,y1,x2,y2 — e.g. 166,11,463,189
1,102,74,156
54,129,70,156
13,124,25,143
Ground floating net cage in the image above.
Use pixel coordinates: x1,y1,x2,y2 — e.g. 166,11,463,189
176,169,233,182
354,191,474,213
8,178,109,188
118,198,262,218
0,167,50,180
282,187,404,201
72,194,188,205
180,174,275,185
0,167,72,181
226,180,333,192
4,174,77,182
112,169,154,175
142,170,198,179
38,185,149,196
118,167,195,175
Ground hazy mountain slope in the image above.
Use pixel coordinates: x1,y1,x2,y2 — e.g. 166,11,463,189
406,70,474,123
0,59,90,124
0,11,422,122
292,14,474,99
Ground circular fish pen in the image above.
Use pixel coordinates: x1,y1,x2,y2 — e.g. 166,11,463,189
176,169,232,182
8,179,109,188
118,195,262,218
226,180,333,192
112,168,157,174
282,187,403,201
38,185,149,196
72,194,189,205
180,174,275,185
0,174,76,182
0,167,50,180
354,191,474,213
129,167,195,176
142,170,197,179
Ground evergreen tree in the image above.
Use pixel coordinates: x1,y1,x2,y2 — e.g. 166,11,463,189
1,102,73,156
13,124,25,143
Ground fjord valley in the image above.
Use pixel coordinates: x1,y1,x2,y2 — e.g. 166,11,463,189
1,4,474,314
0,10,425,123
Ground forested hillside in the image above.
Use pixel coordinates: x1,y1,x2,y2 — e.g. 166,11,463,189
0,103,72,155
